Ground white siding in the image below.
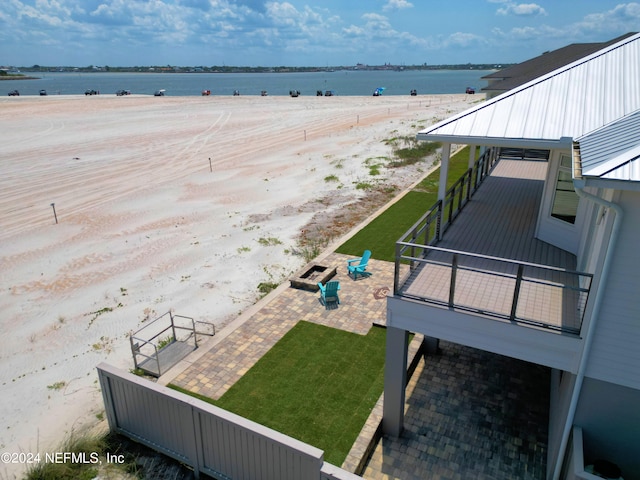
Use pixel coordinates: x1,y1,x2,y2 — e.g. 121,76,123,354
585,190,640,389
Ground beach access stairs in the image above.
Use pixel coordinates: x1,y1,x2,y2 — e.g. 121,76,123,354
130,311,215,377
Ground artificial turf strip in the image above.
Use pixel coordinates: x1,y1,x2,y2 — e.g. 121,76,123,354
336,190,435,262
213,321,387,466
336,146,476,261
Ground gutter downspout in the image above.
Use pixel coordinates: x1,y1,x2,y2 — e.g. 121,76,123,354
551,180,623,480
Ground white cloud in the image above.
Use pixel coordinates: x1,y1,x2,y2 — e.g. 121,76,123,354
497,3,547,16
382,0,413,12
442,32,485,49
577,2,640,33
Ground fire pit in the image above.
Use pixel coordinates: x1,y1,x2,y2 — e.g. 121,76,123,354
290,264,337,292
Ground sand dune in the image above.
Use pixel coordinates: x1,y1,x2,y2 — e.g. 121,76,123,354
0,93,475,477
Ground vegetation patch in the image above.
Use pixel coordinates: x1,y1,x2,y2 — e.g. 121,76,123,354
389,137,441,167
257,237,283,246
337,146,475,262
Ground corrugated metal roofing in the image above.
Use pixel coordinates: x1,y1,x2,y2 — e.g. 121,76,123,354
577,108,640,182
418,33,640,150
481,33,637,94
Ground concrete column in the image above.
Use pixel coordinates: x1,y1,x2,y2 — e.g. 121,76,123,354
437,143,451,202
382,326,409,437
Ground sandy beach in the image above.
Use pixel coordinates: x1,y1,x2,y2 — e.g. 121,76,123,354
0,93,475,477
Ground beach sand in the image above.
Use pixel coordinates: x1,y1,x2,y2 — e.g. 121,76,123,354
0,93,475,477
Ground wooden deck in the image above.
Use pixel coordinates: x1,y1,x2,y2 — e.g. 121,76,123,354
398,159,589,333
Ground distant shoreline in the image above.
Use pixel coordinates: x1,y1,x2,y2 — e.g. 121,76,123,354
0,75,38,80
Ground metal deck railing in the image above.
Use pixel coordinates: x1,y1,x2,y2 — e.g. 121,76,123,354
393,147,592,334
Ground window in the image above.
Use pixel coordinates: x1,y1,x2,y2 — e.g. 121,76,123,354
550,154,579,224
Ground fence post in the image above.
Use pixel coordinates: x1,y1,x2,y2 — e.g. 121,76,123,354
510,264,524,321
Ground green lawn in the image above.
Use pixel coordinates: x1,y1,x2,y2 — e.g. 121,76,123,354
171,321,387,466
337,146,478,261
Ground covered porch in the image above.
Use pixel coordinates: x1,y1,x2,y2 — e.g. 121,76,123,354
383,146,591,447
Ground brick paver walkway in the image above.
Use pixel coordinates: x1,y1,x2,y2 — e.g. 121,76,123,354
170,252,395,400
363,342,549,480
166,252,549,480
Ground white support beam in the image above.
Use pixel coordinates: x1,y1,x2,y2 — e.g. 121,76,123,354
382,325,409,437
438,143,451,202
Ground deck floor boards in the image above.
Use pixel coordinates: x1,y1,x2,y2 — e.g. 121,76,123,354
400,158,582,332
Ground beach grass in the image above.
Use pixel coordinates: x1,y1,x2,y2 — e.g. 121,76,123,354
336,145,477,261
170,321,387,466
24,432,139,480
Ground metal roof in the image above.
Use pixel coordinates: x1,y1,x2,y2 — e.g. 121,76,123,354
418,32,640,151
575,108,640,184
481,33,637,95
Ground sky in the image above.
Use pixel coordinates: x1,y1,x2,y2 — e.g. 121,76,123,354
1,0,639,67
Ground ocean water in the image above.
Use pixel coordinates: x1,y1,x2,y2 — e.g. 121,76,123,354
2,69,492,97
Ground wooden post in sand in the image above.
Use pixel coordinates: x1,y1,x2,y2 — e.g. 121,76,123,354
50,203,58,224
209,158,212,172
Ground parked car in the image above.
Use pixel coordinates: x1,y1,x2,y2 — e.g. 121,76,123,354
154,89,165,96
85,89,98,95
410,89,417,96
8,90,19,96
39,89,47,96
465,87,475,94
115,90,131,96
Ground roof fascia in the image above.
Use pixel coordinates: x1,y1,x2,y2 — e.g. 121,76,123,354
580,176,640,192
416,134,573,151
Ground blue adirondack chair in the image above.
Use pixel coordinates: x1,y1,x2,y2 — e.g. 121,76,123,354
347,250,372,279
318,280,340,307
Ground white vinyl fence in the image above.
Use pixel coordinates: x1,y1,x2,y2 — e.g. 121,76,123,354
97,363,362,480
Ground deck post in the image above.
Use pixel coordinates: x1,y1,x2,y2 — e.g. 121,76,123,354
383,325,409,437
394,243,401,295
438,143,451,203
449,254,458,308
510,264,524,321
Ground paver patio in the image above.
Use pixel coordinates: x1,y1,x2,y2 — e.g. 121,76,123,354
169,252,395,400
166,249,549,479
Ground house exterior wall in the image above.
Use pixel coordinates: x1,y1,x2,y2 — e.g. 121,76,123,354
536,150,591,255
548,370,578,480
574,377,640,479
584,189,640,390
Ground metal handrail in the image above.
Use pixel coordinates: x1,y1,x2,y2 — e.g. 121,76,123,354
130,311,216,376
394,147,499,292
395,243,592,334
